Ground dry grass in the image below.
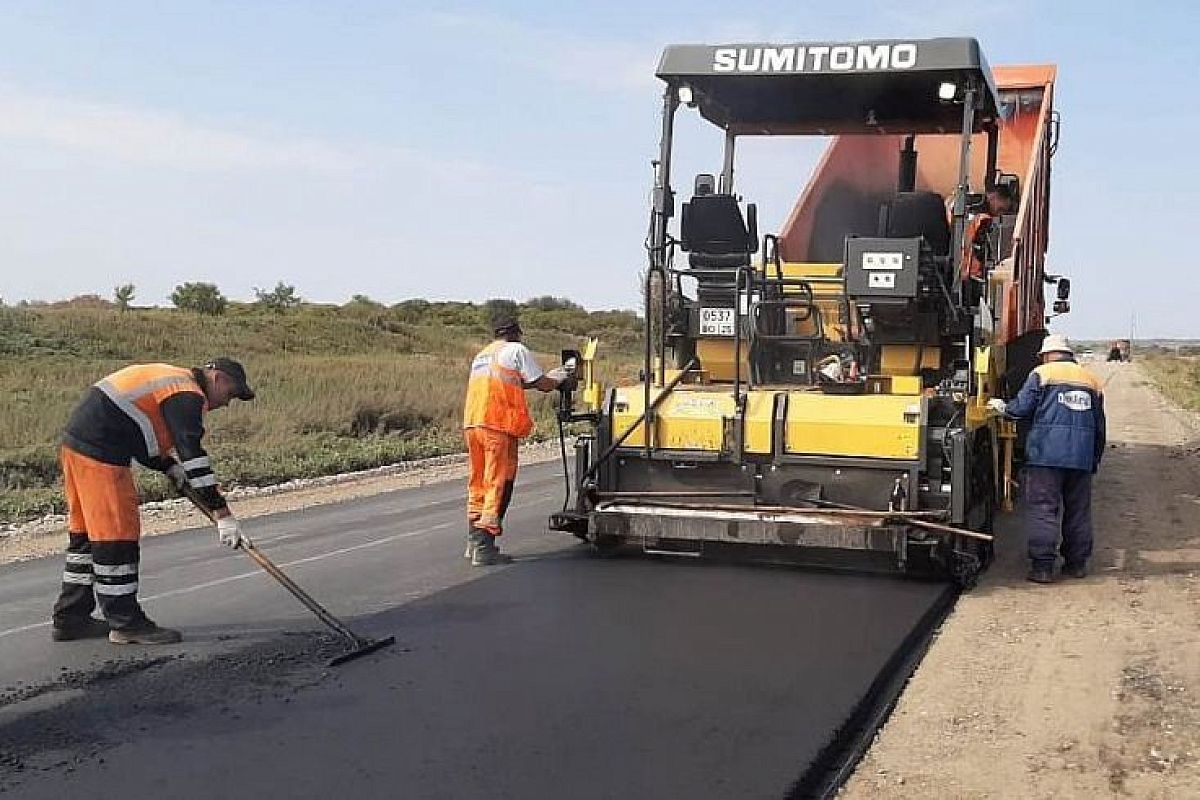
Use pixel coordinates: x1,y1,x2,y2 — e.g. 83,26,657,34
1141,354,1200,413
0,304,640,522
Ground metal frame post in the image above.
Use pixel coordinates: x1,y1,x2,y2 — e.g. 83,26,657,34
898,135,917,193
720,129,736,194
646,86,679,456
984,124,998,186
948,86,977,306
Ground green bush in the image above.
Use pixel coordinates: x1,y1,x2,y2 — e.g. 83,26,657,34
254,282,302,313
172,282,228,315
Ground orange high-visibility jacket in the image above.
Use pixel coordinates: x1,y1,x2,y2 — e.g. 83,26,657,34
92,364,207,460
961,214,994,281
462,342,534,438
64,362,229,510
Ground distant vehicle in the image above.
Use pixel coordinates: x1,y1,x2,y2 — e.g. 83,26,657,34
1107,339,1131,362
1080,349,1095,361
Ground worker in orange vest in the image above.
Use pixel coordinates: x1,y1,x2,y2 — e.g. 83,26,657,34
462,315,573,565
51,359,255,644
961,183,1015,282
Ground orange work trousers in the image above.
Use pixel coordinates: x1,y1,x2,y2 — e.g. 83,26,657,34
61,446,141,543
465,427,519,536
54,446,147,630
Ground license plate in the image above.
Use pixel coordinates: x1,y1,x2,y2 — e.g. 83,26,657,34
699,307,735,336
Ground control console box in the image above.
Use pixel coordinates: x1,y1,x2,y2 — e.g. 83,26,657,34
844,237,921,301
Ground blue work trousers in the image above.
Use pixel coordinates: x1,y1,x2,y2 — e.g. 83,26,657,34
1023,466,1094,571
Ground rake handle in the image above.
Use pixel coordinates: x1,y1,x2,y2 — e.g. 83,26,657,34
240,543,364,644
179,482,363,645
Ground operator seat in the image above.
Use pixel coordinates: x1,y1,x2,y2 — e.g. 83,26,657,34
879,191,951,257
680,175,757,268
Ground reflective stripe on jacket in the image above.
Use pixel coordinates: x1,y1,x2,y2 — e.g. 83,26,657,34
462,342,534,438
93,364,205,459
63,363,228,510
1006,360,1107,473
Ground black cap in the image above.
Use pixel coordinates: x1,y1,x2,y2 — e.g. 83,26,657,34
492,316,522,338
205,357,255,400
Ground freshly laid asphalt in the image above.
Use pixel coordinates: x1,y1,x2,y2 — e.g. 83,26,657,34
0,462,947,799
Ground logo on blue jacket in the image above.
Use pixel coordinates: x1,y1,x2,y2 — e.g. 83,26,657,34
1057,390,1093,412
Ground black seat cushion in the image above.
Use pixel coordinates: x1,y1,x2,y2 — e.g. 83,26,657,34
682,195,751,256
883,191,951,257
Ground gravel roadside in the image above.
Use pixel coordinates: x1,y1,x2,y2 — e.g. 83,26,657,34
841,362,1200,798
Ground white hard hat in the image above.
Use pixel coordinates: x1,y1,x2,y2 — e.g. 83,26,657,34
1038,333,1073,356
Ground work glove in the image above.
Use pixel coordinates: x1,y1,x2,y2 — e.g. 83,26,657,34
165,462,188,494
818,357,843,383
216,516,249,549
986,398,1007,415
545,366,573,385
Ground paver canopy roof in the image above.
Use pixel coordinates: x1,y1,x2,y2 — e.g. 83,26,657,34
656,38,1000,135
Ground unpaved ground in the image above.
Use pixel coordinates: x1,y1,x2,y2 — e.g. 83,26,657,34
842,362,1200,798
0,440,564,566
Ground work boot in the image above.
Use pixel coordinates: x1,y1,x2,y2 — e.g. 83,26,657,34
472,549,514,566
464,528,487,559
1064,563,1088,579
471,535,513,567
108,621,183,645
51,617,110,642
1026,568,1054,585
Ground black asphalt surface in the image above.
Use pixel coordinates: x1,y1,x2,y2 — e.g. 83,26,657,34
0,463,946,799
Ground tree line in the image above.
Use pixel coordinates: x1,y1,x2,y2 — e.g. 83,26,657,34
3,283,629,329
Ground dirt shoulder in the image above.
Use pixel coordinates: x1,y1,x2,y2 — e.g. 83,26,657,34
842,362,1200,799
0,440,565,567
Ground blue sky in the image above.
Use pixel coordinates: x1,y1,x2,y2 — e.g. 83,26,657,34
0,1,1195,338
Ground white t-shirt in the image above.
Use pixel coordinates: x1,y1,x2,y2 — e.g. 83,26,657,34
493,341,544,385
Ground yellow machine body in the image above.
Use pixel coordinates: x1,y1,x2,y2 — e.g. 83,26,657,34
783,393,924,460
610,384,926,461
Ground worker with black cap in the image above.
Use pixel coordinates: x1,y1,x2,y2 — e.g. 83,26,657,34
462,314,573,565
50,358,256,644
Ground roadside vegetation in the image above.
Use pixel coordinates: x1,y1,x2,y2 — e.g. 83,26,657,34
1139,346,1200,412
0,292,642,523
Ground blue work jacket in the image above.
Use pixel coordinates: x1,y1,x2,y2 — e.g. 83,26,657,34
1006,359,1106,473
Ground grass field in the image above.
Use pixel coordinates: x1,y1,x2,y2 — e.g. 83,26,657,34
1141,353,1200,413
0,302,642,523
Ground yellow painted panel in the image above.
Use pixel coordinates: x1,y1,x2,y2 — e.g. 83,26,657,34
613,387,737,451
785,393,923,459
612,386,922,458
780,262,842,284
890,375,923,395
696,339,750,383
611,387,776,454
610,386,652,447
744,391,775,454
880,345,941,376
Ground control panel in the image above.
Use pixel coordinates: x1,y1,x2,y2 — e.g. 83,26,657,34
844,238,920,301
